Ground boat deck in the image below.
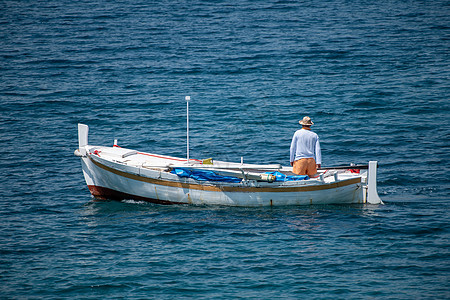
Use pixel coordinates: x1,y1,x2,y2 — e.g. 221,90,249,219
85,145,364,186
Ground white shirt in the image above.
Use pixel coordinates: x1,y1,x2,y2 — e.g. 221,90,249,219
290,128,322,164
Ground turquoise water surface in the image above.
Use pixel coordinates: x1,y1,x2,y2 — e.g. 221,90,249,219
1,0,449,298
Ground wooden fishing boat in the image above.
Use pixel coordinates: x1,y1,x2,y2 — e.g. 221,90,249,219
75,124,383,206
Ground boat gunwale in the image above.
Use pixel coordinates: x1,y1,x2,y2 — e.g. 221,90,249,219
87,153,362,193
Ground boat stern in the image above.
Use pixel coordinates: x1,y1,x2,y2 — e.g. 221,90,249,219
365,161,383,204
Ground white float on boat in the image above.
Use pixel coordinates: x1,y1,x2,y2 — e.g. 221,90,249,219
74,123,383,206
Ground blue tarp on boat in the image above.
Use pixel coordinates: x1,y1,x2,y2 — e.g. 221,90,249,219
171,168,309,183
264,171,309,181
171,168,242,183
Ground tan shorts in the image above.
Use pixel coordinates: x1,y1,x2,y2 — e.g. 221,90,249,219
293,158,317,177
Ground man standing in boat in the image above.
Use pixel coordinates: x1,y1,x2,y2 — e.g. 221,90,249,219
290,116,322,177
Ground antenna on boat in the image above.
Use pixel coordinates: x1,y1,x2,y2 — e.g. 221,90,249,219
186,95,191,163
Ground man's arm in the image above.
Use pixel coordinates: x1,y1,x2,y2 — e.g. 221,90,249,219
315,137,322,168
290,133,297,165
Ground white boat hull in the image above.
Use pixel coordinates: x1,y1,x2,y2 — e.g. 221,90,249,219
75,124,382,206
79,152,364,206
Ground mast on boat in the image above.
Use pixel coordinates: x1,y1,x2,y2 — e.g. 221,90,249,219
186,95,190,164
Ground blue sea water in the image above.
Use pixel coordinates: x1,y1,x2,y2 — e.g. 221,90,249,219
1,0,449,298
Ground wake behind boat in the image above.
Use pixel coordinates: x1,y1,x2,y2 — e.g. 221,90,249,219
74,124,383,206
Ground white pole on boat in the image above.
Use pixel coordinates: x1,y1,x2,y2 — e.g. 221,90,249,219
78,123,89,156
186,95,190,163
367,161,383,204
